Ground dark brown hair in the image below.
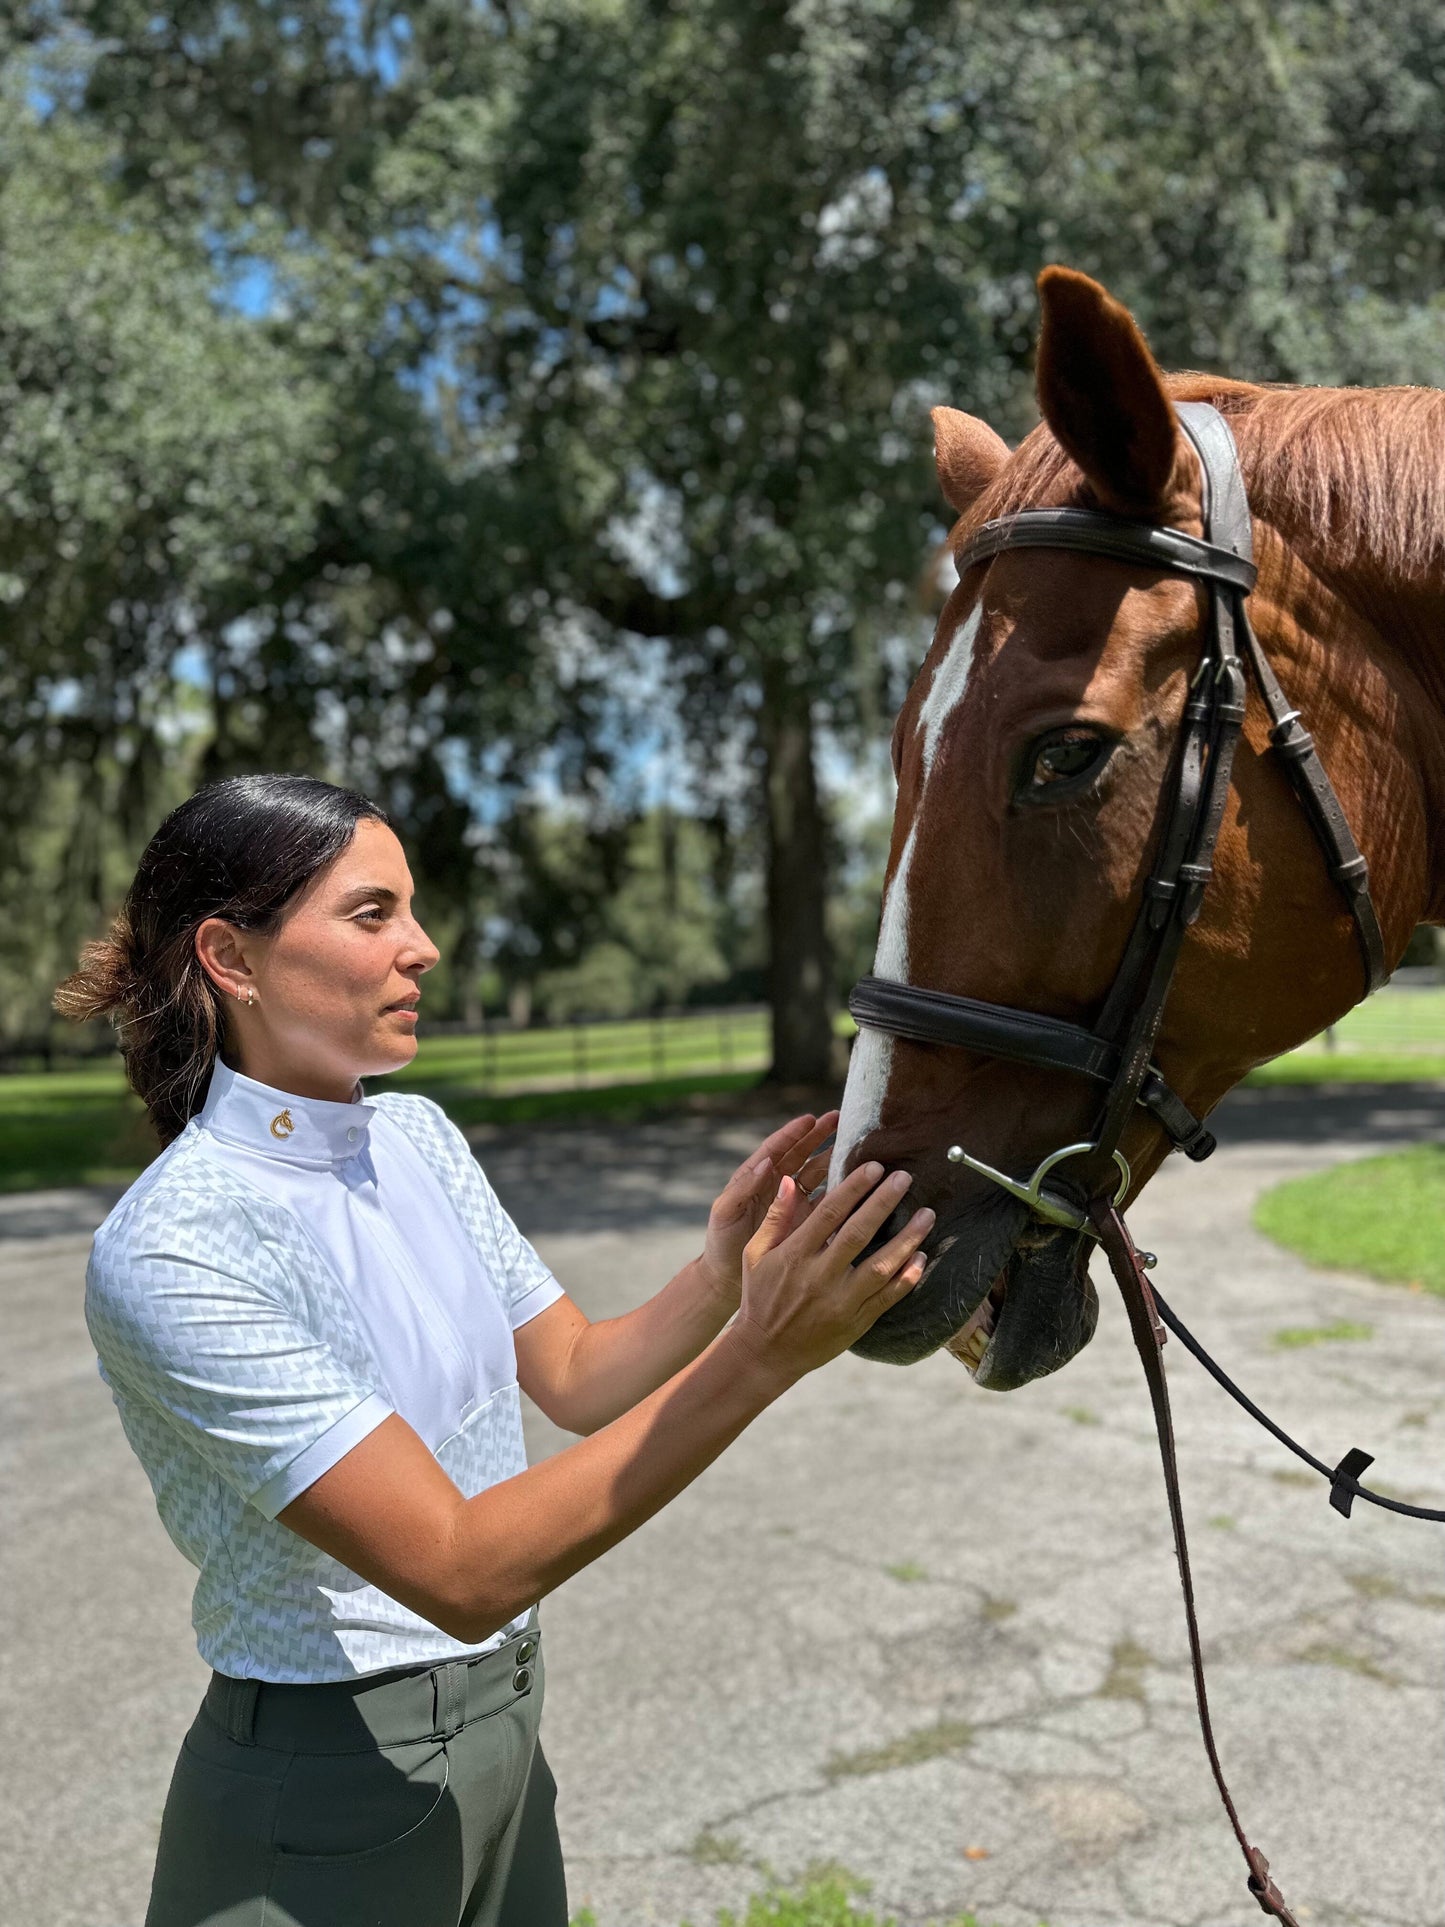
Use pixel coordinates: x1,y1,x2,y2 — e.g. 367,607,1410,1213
54,774,389,1145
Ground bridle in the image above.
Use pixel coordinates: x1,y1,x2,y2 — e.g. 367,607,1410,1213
843,404,1417,1925
850,401,1387,1234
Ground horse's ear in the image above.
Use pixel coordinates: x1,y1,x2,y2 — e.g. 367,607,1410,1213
1034,266,1178,515
931,407,1010,516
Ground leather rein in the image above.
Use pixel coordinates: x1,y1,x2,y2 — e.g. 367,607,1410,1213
846,404,1435,1924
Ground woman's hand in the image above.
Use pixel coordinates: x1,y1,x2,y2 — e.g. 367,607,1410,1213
697,1110,839,1307
730,1161,933,1383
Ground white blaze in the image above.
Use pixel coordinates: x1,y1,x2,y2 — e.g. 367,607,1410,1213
917,603,982,782
828,823,915,1189
829,602,983,1187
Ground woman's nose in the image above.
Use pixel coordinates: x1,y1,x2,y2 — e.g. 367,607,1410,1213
403,921,441,972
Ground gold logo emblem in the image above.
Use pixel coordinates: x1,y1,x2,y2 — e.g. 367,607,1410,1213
269,1109,295,1140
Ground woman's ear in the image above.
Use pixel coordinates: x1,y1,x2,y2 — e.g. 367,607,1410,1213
931,406,1010,517
1034,266,1179,516
195,917,253,1004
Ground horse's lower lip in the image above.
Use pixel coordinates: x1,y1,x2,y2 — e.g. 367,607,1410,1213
945,1269,1008,1377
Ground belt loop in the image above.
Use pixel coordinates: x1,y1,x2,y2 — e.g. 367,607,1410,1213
432,1660,466,1741
222,1676,260,1747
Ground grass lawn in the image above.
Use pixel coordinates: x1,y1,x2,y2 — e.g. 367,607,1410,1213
1243,986,1445,1084
569,1869,1033,1926
3,987,1443,1196
0,1065,158,1194
1254,1144,1445,1296
1244,1051,1445,1085
0,1056,771,1195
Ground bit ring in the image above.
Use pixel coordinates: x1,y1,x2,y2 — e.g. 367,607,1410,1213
944,1139,1131,1235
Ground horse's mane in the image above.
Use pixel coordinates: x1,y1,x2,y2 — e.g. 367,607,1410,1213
972,375,1445,579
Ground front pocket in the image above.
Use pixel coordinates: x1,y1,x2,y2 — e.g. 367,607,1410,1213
265,1745,465,1927
271,1738,452,1863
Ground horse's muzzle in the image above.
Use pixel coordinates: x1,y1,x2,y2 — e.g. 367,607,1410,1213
848,1188,1098,1388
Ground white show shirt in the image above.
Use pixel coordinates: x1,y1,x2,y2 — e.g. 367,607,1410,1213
85,1059,565,1683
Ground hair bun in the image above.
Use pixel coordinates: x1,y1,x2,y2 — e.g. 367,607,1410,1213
52,915,141,1024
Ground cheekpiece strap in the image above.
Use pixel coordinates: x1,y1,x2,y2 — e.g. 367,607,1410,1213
1175,401,1255,563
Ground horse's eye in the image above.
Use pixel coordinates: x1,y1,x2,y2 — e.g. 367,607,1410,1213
1024,729,1111,792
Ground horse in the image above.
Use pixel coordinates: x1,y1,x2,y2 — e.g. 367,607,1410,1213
829,265,1445,1404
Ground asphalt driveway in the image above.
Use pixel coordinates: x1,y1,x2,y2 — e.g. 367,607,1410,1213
3,1082,1444,1927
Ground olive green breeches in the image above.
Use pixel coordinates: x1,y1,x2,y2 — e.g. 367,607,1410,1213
145,1622,566,1927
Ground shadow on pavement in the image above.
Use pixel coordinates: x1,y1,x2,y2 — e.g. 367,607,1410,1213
3,1081,1441,1245
474,1080,1445,1240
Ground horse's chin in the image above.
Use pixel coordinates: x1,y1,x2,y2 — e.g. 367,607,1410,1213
848,1201,1098,1389
950,1231,1099,1389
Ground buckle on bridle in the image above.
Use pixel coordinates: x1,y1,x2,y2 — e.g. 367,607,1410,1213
944,1139,1130,1234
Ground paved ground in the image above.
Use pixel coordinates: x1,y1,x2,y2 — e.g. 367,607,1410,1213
3,1084,1445,1927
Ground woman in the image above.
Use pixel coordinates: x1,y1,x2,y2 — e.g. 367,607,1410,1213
57,773,932,1927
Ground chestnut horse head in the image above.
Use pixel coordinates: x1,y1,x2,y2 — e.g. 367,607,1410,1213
833,266,1445,1389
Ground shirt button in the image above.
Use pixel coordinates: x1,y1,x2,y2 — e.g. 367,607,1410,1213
346,1127,359,1143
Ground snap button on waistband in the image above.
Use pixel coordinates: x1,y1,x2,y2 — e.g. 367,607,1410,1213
516,1638,537,1665
512,1666,533,1693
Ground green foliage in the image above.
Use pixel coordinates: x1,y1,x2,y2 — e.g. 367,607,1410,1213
1247,1055,1445,1085
706,1869,1008,1926
489,801,747,1017
1270,1320,1375,1349
10,2,1445,1061
1256,1146,1445,1298
575,1871,1023,1927
823,1717,973,1780
884,1559,928,1583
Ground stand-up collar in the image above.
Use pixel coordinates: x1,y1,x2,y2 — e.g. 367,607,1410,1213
198,1059,374,1168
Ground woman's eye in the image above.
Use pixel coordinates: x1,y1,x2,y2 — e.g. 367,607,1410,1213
1024,730,1111,792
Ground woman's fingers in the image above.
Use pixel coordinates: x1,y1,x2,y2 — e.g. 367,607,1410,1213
862,1207,935,1283
743,1174,804,1262
830,1170,916,1259
733,1114,817,1185
794,1163,911,1256
794,1146,834,1197
775,1111,839,1181
790,1159,881,1248
859,1243,932,1321
708,1153,776,1232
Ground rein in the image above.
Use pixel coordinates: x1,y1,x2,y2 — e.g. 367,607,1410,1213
847,403,1420,1922
1091,1203,1301,1926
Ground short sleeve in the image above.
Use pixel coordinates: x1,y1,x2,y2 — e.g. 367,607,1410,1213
473,1166,566,1332
86,1191,393,1521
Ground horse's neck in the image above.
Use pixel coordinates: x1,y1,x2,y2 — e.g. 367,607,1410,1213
1344,563,1443,928
1255,431,1445,931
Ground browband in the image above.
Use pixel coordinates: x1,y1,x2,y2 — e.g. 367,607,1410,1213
955,506,1258,594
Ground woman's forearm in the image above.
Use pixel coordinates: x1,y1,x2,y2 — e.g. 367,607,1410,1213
280,1159,927,1648
545,1256,739,1433
282,1324,789,1647
438,1323,787,1640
